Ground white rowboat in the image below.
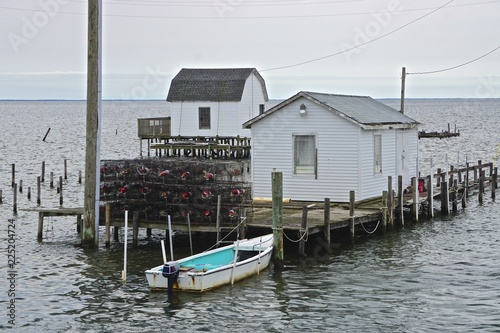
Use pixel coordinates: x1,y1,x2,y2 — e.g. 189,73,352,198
145,234,274,292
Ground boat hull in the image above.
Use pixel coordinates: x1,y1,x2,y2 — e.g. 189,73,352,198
145,234,274,292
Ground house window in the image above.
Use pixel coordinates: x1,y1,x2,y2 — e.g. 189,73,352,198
199,107,211,129
374,134,382,173
259,104,265,115
293,135,316,175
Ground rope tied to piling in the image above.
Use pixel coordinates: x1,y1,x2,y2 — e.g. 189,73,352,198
204,219,246,252
360,218,380,235
271,226,309,243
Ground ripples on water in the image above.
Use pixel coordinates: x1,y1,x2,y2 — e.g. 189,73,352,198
1,100,500,332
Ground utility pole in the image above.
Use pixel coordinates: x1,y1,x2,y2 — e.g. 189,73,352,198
400,66,406,114
83,0,102,247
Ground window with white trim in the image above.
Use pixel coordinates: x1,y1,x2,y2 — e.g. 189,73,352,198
293,135,316,175
374,134,382,173
199,107,211,129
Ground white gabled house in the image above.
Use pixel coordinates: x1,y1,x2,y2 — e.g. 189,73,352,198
243,91,420,202
167,68,269,137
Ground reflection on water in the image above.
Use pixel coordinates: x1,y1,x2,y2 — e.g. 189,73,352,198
1,100,500,332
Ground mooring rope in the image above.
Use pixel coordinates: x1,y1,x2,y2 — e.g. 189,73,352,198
360,218,380,235
204,218,245,252
270,226,309,243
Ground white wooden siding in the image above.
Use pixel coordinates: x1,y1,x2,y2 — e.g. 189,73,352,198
169,73,267,137
251,100,363,202
251,98,418,202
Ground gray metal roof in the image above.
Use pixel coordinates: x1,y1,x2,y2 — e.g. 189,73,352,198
304,91,418,125
166,68,268,102
244,91,419,129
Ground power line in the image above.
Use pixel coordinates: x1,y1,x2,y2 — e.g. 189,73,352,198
1,0,499,19
260,0,455,72
407,45,500,75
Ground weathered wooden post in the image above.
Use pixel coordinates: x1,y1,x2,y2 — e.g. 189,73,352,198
41,161,45,183
397,175,404,226
27,187,31,200
349,190,355,240
436,168,441,187
50,172,54,188
19,180,23,193
323,198,330,248
479,170,484,204
412,177,418,222
79,171,82,184
132,211,139,248
461,176,467,209
272,171,284,270
37,212,44,241
387,176,394,228
105,204,111,247
37,176,41,205
216,194,222,244
59,176,63,206
299,206,308,257
492,167,497,200
427,175,434,218
82,0,102,248
0,190,3,204
452,179,458,212
381,191,388,232
11,164,15,188
466,162,470,188
13,183,17,214
114,226,119,242
441,181,449,215
64,159,68,180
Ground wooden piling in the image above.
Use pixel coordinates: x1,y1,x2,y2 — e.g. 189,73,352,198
133,211,139,248
41,161,45,182
27,187,31,200
412,177,418,222
11,164,15,188
492,167,497,200
441,181,449,215
427,175,434,218
387,176,394,228
479,171,484,204
381,191,387,232
216,194,221,244
64,159,68,180
42,127,51,141
272,171,284,270
323,198,330,247
37,212,43,241
19,180,23,193
59,176,63,206
299,206,308,257
114,226,119,242
436,168,441,187
50,172,54,188
37,176,41,205
13,183,17,214
452,179,458,212
0,190,2,204
78,171,82,184
397,175,404,226
105,204,111,247
461,177,467,209
349,190,355,240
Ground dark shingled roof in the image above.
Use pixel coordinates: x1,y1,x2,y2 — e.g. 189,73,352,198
166,68,268,102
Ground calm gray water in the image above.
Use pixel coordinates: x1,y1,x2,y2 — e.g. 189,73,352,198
1,99,500,332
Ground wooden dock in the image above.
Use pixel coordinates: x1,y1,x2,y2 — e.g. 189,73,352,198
24,159,498,258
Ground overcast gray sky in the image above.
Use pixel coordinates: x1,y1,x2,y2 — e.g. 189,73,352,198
1,0,499,100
